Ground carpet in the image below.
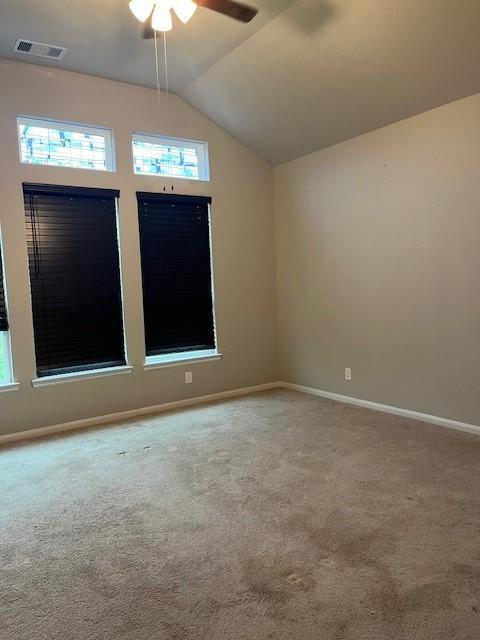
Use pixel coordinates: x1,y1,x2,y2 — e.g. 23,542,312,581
1,389,479,639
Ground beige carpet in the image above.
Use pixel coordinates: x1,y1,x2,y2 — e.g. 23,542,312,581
1,389,479,639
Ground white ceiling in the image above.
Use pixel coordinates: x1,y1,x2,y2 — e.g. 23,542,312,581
1,0,479,164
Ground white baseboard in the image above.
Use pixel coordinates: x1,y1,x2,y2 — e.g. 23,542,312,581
279,382,480,436
0,382,281,446
3,380,478,447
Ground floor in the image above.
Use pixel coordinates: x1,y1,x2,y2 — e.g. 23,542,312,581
1,389,479,640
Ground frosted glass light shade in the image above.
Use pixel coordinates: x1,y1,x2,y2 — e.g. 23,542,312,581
173,0,197,23
151,4,173,31
129,0,155,22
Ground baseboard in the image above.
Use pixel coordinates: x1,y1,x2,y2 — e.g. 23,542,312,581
279,381,480,436
0,382,281,446
4,380,478,447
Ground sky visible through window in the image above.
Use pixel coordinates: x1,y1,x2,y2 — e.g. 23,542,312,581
133,139,200,179
19,124,108,170
0,333,6,382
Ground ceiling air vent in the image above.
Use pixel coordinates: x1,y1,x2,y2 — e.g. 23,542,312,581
13,39,67,60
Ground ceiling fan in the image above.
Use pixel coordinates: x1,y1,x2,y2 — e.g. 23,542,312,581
129,0,258,35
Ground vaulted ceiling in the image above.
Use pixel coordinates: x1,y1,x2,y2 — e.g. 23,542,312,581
1,0,479,164
0,0,293,91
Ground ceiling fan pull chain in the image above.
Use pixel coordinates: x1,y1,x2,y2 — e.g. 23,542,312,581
153,29,175,191
162,31,174,191
153,30,162,109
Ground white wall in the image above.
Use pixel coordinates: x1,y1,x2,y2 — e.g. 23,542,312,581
0,60,278,436
274,94,480,426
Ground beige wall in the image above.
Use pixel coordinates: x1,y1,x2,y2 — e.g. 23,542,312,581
274,94,480,425
1,59,478,436
0,60,277,436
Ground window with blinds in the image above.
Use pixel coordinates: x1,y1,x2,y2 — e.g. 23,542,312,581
0,242,8,333
0,238,12,384
24,183,126,378
137,193,216,359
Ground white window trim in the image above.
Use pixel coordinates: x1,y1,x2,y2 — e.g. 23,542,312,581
17,115,116,172
0,330,13,385
132,132,210,181
32,365,133,387
144,349,222,370
0,227,14,387
207,203,220,360
0,382,19,393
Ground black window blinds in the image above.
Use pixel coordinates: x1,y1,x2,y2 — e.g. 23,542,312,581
137,193,216,356
0,241,8,332
24,183,126,377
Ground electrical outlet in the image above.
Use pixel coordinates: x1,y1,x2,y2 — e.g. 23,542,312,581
185,371,193,384
345,367,352,381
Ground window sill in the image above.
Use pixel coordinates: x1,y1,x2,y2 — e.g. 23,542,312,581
0,382,20,393
144,350,222,370
32,365,134,388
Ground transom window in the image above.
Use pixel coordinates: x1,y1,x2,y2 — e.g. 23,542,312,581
132,133,209,181
17,116,115,172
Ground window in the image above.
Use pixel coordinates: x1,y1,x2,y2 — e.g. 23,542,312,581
132,133,209,181
24,183,126,378
17,116,115,172
0,237,13,384
137,193,216,361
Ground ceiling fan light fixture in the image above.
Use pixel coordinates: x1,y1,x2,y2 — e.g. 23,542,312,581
129,0,155,22
151,3,173,31
172,0,197,24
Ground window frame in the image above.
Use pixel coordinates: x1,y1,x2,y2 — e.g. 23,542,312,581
132,132,210,181
17,115,116,172
0,330,13,385
0,232,13,386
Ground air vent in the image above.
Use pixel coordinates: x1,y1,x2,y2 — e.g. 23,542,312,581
16,40,33,53
13,39,67,60
47,47,64,59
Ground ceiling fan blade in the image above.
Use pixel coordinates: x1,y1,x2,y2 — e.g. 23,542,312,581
141,0,257,36
195,0,258,23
